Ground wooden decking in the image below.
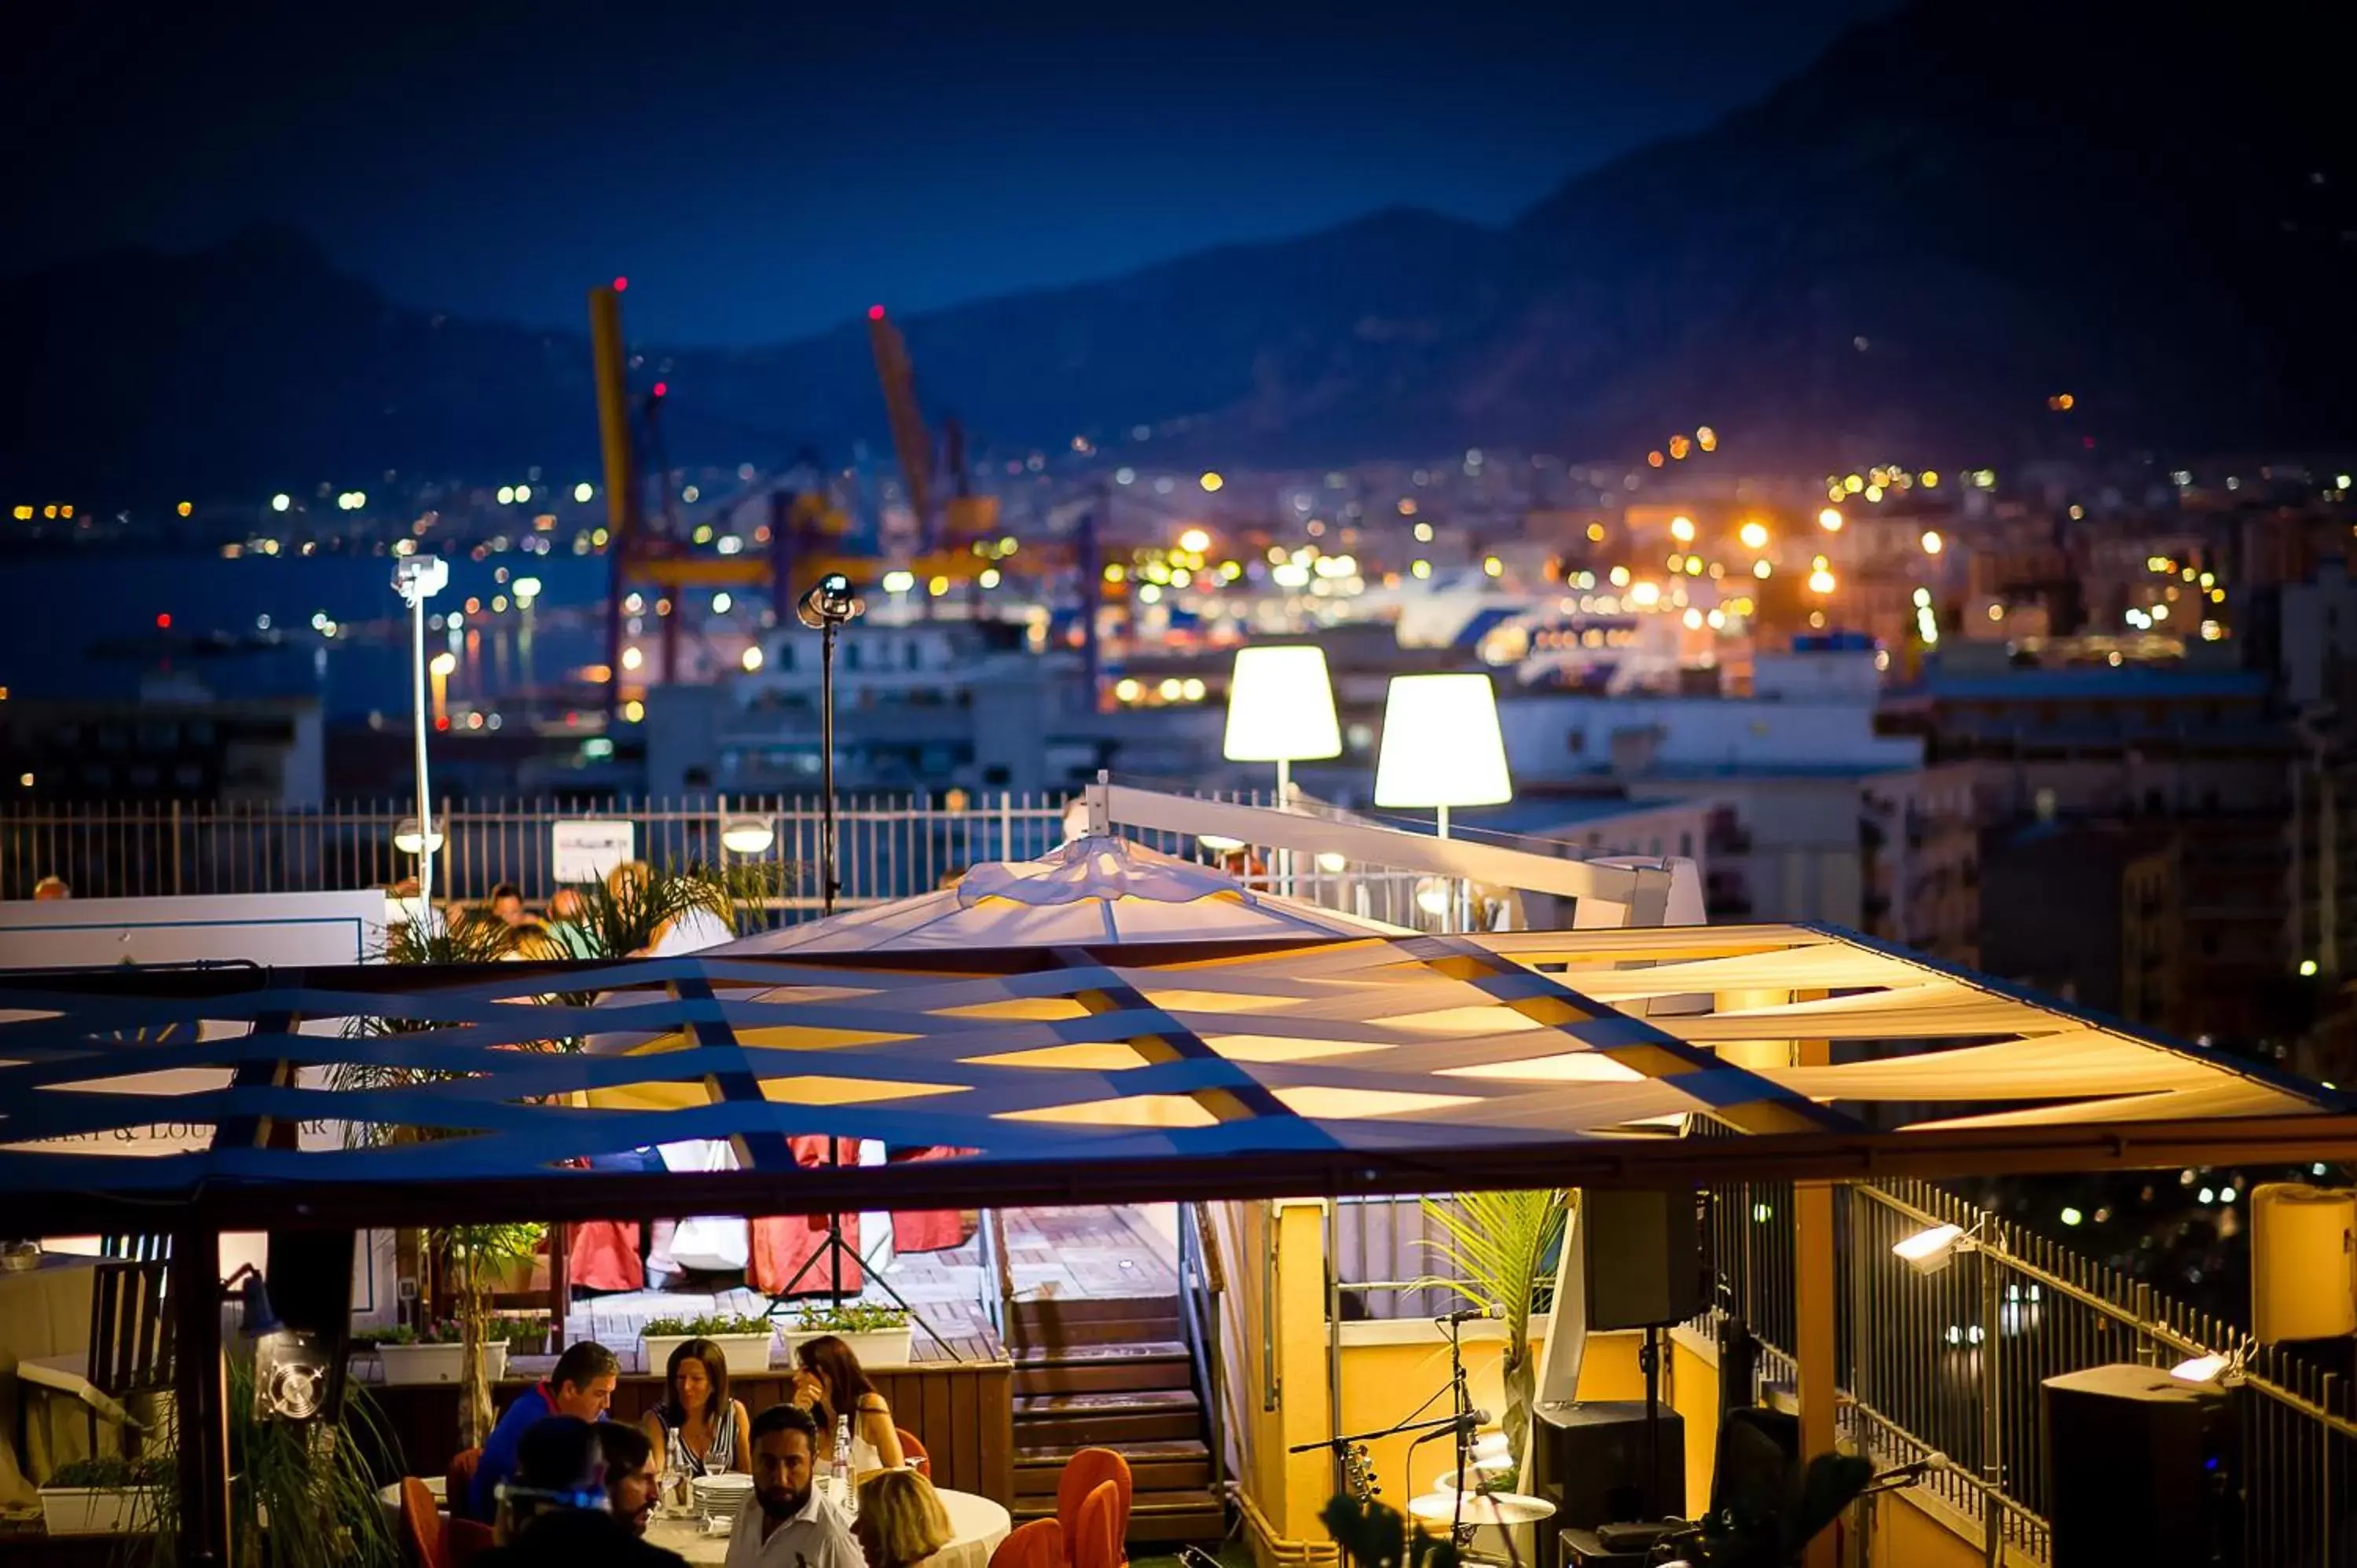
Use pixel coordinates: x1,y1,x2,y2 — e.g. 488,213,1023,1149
560,1204,1179,1363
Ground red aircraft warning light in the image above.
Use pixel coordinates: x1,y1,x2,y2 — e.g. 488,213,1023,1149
868,304,886,321
156,613,172,630
613,276,629,292
651,381,668,398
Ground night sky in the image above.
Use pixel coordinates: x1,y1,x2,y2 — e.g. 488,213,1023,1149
9,0,1898,345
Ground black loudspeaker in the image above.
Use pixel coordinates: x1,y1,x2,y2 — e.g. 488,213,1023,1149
1581,1188,1709,1331
2043,1364,2241,1568
1530,1401,1685,1568
265,1230,359,1414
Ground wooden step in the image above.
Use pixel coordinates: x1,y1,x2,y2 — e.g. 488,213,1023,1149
1009,1298,1183,1349
1014,1438,1211,1497
1007,1318,1183,1350
1013,1488,1227,1544
1013,1342,1193,1395
1010,1295,1180,1324
1011,1388,1200,1446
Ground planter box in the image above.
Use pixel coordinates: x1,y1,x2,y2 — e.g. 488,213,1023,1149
39,1486,164,1536
372,1341,508,1386
784,1325,913,1368
643,1330,774,1378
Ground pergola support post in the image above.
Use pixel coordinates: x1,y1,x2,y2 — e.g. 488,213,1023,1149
171,1224,231,1567
1791,1017,1838,1568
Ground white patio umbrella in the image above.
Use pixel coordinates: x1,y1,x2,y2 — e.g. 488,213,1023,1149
713,833,1410,953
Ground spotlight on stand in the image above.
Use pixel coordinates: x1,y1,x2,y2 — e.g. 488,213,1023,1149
797,572,865,631
225,1266,331,1423
795,573,864,918
1892,1222,1969,1277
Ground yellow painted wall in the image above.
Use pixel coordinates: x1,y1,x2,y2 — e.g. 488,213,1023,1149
1866,1491,1989,1568
1332,1328,1648,1505
1276,1203,1336,1541
1670,1335,1719,1515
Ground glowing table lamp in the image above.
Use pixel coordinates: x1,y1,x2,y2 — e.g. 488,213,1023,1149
1375,672,1512,837
1223,646,1342,804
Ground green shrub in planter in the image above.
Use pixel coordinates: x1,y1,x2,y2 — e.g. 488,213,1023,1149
790,1302,908,1335
643,1312,772,1339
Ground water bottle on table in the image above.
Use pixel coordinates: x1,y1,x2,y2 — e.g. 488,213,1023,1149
832,1413,856,1519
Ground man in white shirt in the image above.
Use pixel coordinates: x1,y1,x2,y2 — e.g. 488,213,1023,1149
725,1404,864,1568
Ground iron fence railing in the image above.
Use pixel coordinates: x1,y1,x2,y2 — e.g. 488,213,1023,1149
1331,1193,1477,1321
2,796,1458,932
1701,1174,2357,1567
1,797,1071,916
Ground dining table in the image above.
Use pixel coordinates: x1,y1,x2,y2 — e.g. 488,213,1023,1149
645,1481,1011,1567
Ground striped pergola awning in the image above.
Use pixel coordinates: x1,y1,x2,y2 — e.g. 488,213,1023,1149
0,925,2348,1231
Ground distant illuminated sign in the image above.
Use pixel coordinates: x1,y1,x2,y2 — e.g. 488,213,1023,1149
552,819,636,884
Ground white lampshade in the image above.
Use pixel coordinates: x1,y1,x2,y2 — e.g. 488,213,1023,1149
1375,673,1512,809
720,817,776,854
1223,647,1341,764
392,816,445,855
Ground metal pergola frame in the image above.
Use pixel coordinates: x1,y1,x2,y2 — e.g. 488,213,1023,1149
5,927,2351,1567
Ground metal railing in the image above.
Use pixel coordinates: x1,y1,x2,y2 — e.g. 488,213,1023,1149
1179,1202,1231,1503
1701,1174,2357,1566
1,796,1072,914
2,795,1458,932
1330,1193,1477,1321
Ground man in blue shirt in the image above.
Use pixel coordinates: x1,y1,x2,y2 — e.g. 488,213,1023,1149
467,1339,621,1520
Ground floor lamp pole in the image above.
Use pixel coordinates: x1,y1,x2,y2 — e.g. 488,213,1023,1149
820,618,839,918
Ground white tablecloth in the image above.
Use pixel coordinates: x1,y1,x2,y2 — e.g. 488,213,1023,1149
0,1255,97,1508
647,1485,1010,1567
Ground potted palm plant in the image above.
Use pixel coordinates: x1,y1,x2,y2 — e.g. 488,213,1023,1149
1415,1189,1568,1482
441,1222,546,1447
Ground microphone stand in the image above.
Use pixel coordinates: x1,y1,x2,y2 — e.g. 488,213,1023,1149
1449,1310,1472,1552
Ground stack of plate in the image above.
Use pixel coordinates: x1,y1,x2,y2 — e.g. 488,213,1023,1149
691,1473,755,1526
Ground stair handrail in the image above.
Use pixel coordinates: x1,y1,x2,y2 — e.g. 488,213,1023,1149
1178,1202,1230,1505
980,1207,1015,1342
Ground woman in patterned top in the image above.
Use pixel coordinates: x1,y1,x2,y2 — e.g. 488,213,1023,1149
640,1337,753,1476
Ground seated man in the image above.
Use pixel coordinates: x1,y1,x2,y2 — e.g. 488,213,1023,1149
467,1340,620,1521
471,1416,685,1566
597,1421,661,1537
725,1404,863,1568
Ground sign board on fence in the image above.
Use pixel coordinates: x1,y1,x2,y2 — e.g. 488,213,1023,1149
553,819,636,884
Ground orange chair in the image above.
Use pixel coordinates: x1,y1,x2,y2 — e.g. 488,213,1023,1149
445,1449,482,1520
898,1427,930,1475
990,1519,1067,1568
447,1519,495,1565
400,1477,448,1568
1074,1480,1123,1568
1055,1448,1133,1566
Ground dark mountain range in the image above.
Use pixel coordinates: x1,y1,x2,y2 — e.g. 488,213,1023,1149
5,0,2351,504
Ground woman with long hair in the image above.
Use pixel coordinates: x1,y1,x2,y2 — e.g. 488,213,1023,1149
638,1338,752,1477
789,1333,907,1471
854,1469,953,1568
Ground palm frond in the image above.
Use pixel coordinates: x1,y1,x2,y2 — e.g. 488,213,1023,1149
566,859,785,958
1413,1189,1567,1322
